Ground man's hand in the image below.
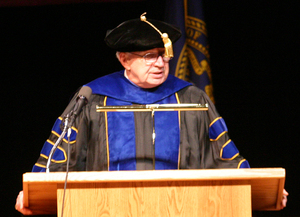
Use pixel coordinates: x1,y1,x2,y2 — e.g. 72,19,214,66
281,189,288,209
15,191,33,215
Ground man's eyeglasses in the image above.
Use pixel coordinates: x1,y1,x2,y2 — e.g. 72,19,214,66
129,52,172,64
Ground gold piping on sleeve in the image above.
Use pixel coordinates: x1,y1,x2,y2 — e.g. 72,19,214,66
209,117,227,141
175,92,181,169
209,116,222,127
40,139,67,163
220,139,239,160
51,131,76,144
58,116,79,133
34,163,46,168
237,159,246,168
54,117,78,144
210,131,227,142
104,96,110,170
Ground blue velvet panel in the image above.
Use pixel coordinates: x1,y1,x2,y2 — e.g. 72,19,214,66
209,117,228,141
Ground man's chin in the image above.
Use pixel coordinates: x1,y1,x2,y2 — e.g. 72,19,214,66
146,80,165,88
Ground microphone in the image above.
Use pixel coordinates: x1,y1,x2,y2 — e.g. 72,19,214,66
67,86,92,128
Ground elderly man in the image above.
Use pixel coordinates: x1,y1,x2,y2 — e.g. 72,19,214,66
15,13,287,215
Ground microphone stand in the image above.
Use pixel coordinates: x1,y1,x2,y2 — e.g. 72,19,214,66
46,114,70,173
151,110,155,169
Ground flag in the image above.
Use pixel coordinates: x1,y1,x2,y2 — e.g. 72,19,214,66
165,0,214,103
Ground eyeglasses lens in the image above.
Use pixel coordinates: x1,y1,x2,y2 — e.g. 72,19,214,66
144,53,171,63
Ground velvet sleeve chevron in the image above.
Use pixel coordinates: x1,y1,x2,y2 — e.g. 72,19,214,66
31,89,88,172
206,94,250,168
31,117,78,172
31,89,108,172
209,116,250,168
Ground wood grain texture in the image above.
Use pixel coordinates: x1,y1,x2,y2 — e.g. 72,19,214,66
57,181,251,217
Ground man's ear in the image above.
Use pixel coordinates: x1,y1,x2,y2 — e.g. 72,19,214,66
118,52,131,71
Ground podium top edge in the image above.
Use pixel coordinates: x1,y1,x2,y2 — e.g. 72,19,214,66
23,168,285,183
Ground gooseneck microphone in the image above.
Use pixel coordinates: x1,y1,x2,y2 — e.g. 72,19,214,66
46,86,92,173
67,86,92,128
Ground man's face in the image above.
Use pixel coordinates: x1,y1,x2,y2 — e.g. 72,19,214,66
124,48,170,89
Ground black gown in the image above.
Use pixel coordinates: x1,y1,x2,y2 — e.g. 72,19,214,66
32,71,249,172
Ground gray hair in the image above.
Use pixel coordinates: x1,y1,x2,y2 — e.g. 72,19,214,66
116,51,121,61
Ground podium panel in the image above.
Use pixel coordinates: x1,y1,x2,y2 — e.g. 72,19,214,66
57,180,251,217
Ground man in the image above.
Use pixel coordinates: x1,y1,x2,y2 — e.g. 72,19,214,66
16,13,287,215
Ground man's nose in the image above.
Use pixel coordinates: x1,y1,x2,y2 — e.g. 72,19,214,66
154,55,165,66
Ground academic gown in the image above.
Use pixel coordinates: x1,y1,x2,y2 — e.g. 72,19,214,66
32,70,249,172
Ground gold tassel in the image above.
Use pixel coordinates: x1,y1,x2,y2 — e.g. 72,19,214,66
140,12,174,58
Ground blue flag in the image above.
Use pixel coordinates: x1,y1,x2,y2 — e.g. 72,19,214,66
165,0,214,103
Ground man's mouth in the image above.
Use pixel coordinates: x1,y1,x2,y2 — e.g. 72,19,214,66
151,71,164,78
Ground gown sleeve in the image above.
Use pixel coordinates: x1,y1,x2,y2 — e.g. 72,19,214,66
177,85,250,169
32,89,109,172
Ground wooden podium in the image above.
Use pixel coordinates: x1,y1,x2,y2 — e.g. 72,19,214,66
22,168,285,217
